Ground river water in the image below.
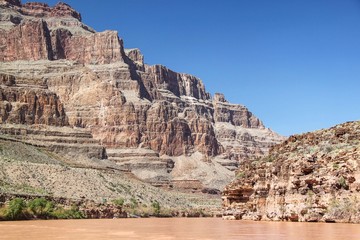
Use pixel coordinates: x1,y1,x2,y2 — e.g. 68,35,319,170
0,218,359,240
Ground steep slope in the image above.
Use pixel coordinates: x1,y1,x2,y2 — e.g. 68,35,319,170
0,0,283,194
0,135,220,211
223,121,360,223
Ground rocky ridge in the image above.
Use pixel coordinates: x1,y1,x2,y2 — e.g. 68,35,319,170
0,0,283,196
222,121,360,223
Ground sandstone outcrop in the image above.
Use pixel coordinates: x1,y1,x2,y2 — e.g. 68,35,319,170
0,0,283,191
0,73,68,126
223,121,360,223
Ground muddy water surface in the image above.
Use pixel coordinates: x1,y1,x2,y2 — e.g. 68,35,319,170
0,218,359,240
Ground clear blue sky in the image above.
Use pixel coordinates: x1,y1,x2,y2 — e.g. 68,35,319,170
26,0,360,136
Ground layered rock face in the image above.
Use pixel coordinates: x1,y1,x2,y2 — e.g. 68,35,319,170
213,93,282,170
0,0,283,190
223,121,360,223
0,73,68,126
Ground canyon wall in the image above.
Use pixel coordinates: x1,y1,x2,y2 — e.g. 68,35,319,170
223,121,360,223
0,0,283,191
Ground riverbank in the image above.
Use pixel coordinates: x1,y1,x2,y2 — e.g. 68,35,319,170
0,194,217,221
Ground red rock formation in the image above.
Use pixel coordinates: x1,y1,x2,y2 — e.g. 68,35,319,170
0,1,283,188
0,19,123,63
21,2,81,20
0,1,121,64
50,2,81,20
143,65,210,100
0,20,52,61
0,74,68,126
125,48,145,71
66,31,124,64
213,93,263,128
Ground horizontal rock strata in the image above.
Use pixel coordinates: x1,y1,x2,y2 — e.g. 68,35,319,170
0,0,283,191
223,121,360,223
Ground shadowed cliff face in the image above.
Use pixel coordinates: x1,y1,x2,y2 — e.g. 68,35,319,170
223,121,360,223
0,0,283,190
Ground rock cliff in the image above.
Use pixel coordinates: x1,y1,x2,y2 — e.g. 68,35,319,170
223,121,360,223
0,0,283,193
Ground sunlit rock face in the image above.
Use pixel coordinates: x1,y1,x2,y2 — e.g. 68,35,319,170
223,121,360,223
0,0,283,190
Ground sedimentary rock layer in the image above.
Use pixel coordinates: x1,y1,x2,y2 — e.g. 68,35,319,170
0,0,283,190
223,121,360,223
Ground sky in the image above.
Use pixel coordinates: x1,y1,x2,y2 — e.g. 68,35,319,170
26,0,360,136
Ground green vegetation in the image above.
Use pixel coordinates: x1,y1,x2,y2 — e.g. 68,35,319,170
337,176,349,190
4,198,26,220
129,197,138,209
51,205,84,219
327,196,360,221
0,196,214,220
236,171,245,179
306,190,315,207
263,155,274,162
120,198,210,218
28,198,54,218
324,145,333,153
112,198,125,207
151,201,161,216
123,198,173,217
0,198,85,220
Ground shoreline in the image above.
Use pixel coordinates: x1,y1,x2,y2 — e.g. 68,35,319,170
1,217,359,225
1,194,359,223
0,194,218,221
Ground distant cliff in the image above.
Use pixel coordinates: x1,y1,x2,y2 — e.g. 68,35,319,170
223,121,360,223
0,0,283,198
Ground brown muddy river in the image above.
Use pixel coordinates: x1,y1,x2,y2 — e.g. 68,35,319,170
0,218,359,240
